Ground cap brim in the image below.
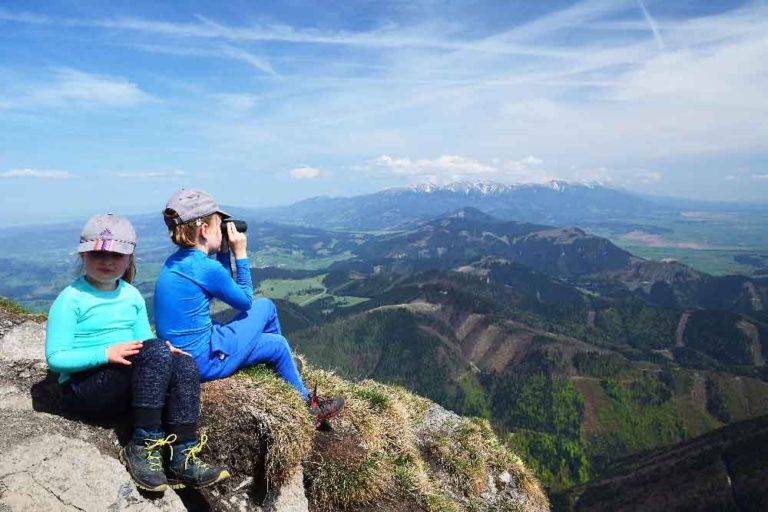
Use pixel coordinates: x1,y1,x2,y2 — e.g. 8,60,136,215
217,209,231,219
77,240,135,255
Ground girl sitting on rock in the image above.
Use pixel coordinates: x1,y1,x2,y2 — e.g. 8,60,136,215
45,213,229,493
153,189,344,428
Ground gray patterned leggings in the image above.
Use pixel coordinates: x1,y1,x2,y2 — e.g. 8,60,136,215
63,338,200,440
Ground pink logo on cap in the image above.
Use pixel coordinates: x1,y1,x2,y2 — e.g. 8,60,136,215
93,227,115,251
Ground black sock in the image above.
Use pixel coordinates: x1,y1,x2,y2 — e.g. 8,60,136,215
168,423,197,443
133,407,162,431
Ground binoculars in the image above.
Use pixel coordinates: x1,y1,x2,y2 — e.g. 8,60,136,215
221,219,247,238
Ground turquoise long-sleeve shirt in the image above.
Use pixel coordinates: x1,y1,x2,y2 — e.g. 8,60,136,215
153,248,253,358
45,276,154,383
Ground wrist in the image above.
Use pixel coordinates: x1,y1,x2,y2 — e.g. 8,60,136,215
234,250,247,260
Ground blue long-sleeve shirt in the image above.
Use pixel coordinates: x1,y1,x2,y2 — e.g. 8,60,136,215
154,248,253,357
45,277,154,383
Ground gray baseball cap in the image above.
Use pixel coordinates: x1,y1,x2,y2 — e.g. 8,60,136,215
77,214,137,255
163,188,230,229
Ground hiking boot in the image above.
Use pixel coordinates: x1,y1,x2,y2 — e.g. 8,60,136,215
166,434,230,489
307,385,345,429
119,429,176,492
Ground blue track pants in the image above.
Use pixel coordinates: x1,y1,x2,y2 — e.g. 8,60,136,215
196,298,308,400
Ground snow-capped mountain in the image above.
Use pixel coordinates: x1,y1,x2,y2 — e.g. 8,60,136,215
244,180,665,230
401,179,604,195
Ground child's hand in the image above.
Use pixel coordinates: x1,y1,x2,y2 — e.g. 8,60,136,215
226,221,248,260
166,341,191,357
106,341,143,365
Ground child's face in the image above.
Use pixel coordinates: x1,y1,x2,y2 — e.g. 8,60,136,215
82,251,131,283
201,214,223,252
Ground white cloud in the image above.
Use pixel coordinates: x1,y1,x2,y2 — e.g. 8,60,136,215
115,170,185,178
289,166,322,179
0,168,72,179
752,174,768,181
365,154,552,185
1,68,153,109
214,93,258,111
633,170,662,184
1,2,767,200
520,155,543,166
371,155,494,176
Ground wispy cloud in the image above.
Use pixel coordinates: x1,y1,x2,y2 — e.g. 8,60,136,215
0,168,72,179
131,42,276,75
289,166,322,179
115,170,185,178
0,1,766,203
0,8,575,57
363,155,551,185
0,68,153,109
637,0,665,50
220,45,276,75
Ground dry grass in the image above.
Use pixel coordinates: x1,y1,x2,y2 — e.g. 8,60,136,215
300,364,549,512
199,366,313,495
201,357,548,511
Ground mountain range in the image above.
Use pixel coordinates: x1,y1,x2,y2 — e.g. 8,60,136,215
3,180,768,508
215,207,768,497
243,180,668,230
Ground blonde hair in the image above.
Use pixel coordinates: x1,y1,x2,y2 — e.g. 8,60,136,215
122,255,136,283
163,208,217,248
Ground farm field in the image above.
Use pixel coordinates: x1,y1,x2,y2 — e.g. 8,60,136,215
256,274,368,308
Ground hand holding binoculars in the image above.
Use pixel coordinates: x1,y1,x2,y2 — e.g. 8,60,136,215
221,219,247,238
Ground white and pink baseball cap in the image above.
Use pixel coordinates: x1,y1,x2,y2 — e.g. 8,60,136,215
77,214,137,255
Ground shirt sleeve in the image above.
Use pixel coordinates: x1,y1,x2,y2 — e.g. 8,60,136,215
203,257,253,311
45,291,108,374
132,293,155,341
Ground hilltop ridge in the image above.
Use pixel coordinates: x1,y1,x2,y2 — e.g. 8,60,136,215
0,300,549,512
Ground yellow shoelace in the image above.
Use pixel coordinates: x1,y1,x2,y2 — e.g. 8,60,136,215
142,434,177,471
181,433,210,471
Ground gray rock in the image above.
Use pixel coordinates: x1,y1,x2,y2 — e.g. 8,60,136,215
264,469,309,512
0,433,186,512
0,321,46,362
203,469,309,512
0,384,32,411
413,402,462,438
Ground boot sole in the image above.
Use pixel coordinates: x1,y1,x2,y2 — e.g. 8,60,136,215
167,469,231,490
118,449,169,493
314,407,343,429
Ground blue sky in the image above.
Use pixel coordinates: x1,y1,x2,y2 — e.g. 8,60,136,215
0,0,766,223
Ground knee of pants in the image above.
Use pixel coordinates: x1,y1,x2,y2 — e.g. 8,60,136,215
271,335,292,360
255,297,276,313
137,338,171,365
171,352,200,385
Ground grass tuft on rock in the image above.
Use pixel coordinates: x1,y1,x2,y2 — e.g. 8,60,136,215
0,296,45,320
199,365,314,496
299,362,548,512
202,356,547,511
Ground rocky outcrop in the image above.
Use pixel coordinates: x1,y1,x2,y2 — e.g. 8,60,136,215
0,304,548,512
0,307,311,512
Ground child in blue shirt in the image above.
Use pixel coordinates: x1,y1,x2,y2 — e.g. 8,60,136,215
46,213,229,492
154,189,344,427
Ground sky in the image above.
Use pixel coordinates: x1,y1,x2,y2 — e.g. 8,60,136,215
0,0,766,223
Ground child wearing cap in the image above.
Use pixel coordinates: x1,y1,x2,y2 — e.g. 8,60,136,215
154,189,344,428
45,213,229,493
